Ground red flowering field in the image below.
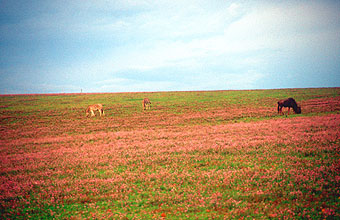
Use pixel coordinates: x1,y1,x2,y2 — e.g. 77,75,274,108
1,88,340,219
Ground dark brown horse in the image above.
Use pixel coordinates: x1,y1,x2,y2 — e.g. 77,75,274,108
278,98,301,115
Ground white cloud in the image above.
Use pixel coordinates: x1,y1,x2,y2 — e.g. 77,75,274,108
50,0,339,89
1,0,339,94
224,1,340,52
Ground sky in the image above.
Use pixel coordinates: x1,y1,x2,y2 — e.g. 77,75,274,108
0,0,339,94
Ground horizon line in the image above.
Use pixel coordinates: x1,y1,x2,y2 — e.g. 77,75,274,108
1,86,339,97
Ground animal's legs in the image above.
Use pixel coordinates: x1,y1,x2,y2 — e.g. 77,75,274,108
278,106,283,115
91,110,95,117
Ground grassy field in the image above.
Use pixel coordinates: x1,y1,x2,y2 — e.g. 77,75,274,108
1,88,340,219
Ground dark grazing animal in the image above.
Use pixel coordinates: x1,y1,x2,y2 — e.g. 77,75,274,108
277,98,301,115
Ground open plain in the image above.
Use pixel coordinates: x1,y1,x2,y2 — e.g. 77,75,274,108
1,88,340,219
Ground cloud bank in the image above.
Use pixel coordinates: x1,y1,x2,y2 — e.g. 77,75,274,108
1,0,339,94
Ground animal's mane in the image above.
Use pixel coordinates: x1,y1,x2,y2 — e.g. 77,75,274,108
287,98,300,113
287,98,298,108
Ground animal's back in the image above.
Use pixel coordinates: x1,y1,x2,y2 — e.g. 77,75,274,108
92,104,103,110
278,98,296,107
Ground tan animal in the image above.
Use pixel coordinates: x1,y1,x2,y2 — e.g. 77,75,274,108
142,98,151,110
86,104,105,117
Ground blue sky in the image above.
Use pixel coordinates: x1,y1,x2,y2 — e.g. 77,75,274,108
1,0,339,94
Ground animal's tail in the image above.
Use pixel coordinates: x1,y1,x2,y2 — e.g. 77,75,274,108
277,102,280,113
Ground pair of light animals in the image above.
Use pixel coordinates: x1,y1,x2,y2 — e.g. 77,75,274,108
85,98,151,117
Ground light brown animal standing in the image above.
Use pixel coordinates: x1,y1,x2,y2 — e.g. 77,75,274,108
142,98,151,110
86,104,105,117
